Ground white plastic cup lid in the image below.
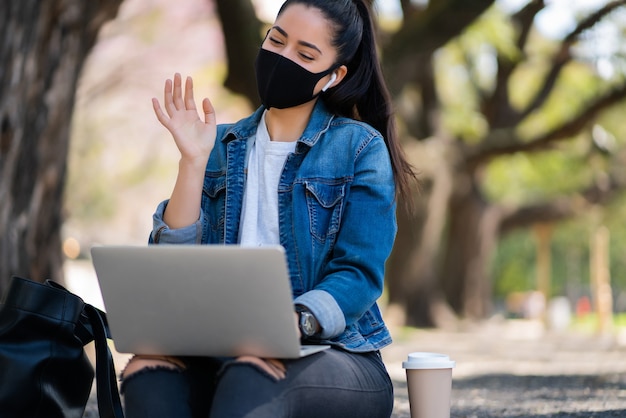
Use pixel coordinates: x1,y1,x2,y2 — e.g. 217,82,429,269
402,352,456,369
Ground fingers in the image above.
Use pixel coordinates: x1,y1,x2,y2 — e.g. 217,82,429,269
203,98,216,126
172,73,184,110
152,98,169,128
163,78,175,118
235,356,287,380
266,358,287,378
184,76,196,110
163,73,196,117
155,73,215,130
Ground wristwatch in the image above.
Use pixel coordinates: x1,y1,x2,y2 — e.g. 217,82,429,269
296,306,319,338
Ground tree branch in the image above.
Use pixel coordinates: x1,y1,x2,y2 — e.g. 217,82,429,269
519,0,626,119
499,168,626,234
468,82,626,166
499,197,580,234
565,0,626,43
481,0,545,128
399,0,413,17
384,0,495,95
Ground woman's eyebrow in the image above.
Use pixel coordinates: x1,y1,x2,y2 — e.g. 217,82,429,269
271,25,323,54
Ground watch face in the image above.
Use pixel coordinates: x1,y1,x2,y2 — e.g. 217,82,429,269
301,312,315,336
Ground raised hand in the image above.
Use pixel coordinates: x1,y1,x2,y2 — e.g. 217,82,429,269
154,73,217,229
153,73,216,165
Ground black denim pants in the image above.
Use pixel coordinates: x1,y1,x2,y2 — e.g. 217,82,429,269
121,348,394,418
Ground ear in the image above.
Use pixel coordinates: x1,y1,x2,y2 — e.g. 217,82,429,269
322,65,348,91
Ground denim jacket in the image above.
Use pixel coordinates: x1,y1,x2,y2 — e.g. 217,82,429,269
150,100,396,352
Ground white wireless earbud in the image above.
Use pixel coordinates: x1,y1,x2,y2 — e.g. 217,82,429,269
321,72,338,92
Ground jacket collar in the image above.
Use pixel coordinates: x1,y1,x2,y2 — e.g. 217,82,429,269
222,100,335,147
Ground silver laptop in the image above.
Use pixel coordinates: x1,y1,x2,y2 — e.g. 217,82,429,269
90,245,329,359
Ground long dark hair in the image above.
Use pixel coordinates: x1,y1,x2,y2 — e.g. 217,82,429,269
278,0,417,207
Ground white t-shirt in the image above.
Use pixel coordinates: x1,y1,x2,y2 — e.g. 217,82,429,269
239,111,297,246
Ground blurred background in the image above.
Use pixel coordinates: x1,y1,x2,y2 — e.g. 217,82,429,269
2,0,626,335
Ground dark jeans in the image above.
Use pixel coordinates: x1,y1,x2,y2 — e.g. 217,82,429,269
121,348,394,418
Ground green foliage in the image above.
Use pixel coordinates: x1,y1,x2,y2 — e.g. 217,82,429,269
596,100,626,147
595,197,626,298
434,7,521,142
482,146,591,205
492,225,586,300
492,229,536,297
516,62,608,140
434,1,624,147
452,3,626,308
492,214,626,305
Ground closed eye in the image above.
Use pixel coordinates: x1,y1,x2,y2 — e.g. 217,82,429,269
269,37,284,46
299,53,314,61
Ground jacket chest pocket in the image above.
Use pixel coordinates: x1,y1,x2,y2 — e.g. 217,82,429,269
202,174,227,236
304,181,346,242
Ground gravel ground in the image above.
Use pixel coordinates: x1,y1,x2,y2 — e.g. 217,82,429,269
82,318,626,417
383,319,626,418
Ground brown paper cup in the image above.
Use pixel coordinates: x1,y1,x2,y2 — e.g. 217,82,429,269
402,352,455,418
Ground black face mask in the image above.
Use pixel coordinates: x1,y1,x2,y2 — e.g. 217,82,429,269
255,48,336,109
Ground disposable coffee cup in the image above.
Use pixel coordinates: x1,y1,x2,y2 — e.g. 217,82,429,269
402,352,455,418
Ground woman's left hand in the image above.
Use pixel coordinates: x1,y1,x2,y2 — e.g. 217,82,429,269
152,73,217,165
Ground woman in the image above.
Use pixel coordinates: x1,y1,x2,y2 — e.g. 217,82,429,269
121,0,416,417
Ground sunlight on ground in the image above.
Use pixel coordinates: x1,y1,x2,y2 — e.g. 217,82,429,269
64,259,105,311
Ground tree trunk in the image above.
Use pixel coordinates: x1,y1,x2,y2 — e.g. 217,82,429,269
214,0,263,106
386,190,432,325
386,139,457,327
0,0,122,296
440,171,502,318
